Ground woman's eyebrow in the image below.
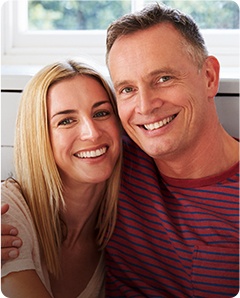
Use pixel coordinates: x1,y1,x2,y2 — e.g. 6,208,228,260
51,109,77,119
92,100,110,108
51,101,110,119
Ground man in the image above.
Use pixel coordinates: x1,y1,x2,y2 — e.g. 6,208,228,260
104,3,239,297
2,3,239,297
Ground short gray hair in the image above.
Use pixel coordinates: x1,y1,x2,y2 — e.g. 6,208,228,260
106,3,208,68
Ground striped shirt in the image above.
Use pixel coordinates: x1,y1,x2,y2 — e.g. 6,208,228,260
106,136,239,298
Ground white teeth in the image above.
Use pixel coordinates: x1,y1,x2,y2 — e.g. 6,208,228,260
144,116,175,131
75,147,107,158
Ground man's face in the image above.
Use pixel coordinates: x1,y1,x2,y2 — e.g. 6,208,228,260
108,23,219,161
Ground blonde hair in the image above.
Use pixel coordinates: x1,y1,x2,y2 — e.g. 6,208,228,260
14,60,122,277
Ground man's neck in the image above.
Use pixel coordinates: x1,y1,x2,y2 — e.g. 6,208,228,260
154,127,239,179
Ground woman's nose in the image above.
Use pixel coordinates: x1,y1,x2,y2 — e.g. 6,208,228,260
79,119,102,141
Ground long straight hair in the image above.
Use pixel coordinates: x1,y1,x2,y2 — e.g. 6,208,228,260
14,60,122,277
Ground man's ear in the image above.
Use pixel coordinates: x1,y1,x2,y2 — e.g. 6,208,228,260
204,56,220,99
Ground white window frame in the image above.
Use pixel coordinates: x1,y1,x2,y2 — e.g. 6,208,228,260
1,0,239,73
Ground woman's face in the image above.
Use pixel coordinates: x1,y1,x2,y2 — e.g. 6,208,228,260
47,75,121,186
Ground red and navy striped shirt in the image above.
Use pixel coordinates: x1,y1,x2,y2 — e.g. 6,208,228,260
106,136,239,298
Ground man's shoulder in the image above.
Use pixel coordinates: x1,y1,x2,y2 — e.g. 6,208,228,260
122,134,160,183
122,134,152,161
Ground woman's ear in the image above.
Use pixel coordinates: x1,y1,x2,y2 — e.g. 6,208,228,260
204,56,220,99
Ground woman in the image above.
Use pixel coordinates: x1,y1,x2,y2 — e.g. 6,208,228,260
1,60,122,297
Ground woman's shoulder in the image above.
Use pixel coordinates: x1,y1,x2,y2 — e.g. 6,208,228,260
2,178,21,191
1,178,32,224
1,180,50,292
2,179,25,205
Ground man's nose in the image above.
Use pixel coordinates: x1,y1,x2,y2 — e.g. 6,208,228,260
136,86,163,115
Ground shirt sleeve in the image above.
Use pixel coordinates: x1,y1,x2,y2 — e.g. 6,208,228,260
1,181,42,278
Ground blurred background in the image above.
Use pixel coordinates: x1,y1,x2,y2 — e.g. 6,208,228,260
1,0,239,180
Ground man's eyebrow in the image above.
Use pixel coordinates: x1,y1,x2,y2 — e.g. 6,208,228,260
114,80,132,91
113,68,178,90
147,68,178,78
51,101,110,119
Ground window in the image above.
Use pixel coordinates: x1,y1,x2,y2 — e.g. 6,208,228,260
28,1,131,30
28,0,239,30
1,0,239,72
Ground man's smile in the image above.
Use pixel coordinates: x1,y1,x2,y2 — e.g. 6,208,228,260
142,114,177,131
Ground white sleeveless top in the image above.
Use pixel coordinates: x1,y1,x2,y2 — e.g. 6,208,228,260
1,180,105,297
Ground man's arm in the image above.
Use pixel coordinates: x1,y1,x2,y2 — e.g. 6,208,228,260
1,204,22,263
2,270,52,298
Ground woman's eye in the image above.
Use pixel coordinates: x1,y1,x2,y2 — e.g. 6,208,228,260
159,76,171,83
93,110,110,118
58,118,74,126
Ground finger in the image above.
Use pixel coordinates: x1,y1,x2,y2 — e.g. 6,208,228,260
1,203,9,215
1,236,22,249
1,224,19,236
1,248,19,264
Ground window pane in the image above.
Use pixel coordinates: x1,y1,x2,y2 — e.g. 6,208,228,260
144,0,239,29
28,0,131,30
28,0,239,31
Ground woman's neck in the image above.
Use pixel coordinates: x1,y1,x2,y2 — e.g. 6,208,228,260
60,181,105,246
50,182,105,297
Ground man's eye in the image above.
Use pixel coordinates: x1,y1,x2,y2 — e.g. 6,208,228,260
58,118,74,126
159,76,171,83
121,87,133,94
93,110,110,118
